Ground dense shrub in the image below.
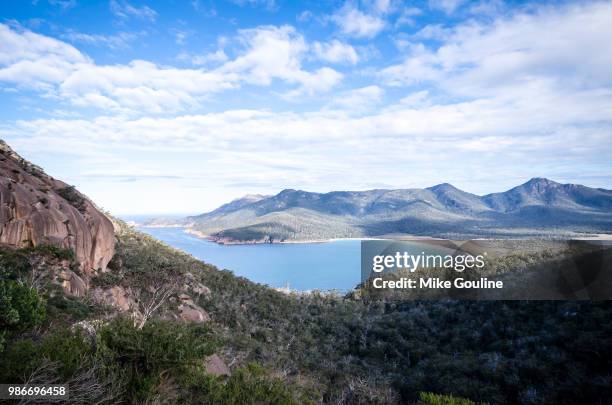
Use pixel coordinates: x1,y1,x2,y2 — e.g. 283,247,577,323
0,327,92,382
56,185,87,213
26,244,76,261
0,280,46,351
98,318,216,400
419,392,482,405
46,295,92,321
184,363,303,404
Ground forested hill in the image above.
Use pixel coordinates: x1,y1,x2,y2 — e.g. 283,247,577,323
169,178,612,242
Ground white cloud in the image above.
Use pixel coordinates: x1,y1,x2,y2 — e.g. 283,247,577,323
178,36,229,66
397,90,429,107
297,10,313,22
468,0,505,16
110,0,157,22
327,85,383,112
312,40,359,64
48,0,77,11
283,67,343,97
171,28,192,45
412,24,450,40
331,3,386,38
222,26,307,85
178,49,228,66
0,23,88,89
381,1,612,98
221,25,343,95
62,30,141,49
228,0,276,10
0,23,343,112
7,86,610,158
58,60,235,113
0,24,232,113
429,0,466,14
370,0,393,14
395,7,422,27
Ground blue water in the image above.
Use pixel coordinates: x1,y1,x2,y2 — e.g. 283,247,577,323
137,227,361,292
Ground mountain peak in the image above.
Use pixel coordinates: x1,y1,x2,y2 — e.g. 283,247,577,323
236,194,268,202
428,182,459,192
523,177,559,187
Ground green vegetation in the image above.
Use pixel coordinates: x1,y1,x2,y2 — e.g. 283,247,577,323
0,243,304,403
216,222,296,242
25,244,76,261
194,207,362,242
418,392,483,405
105,224,612,403
1,227,611,403
56,185,87,213
0,250,47,351
185,363,304,404
0,280,45,351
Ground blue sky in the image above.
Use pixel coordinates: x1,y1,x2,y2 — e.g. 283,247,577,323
0,0,611,214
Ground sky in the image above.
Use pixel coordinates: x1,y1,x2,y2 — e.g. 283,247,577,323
0,0,611,215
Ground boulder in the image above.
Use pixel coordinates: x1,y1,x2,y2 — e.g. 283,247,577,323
179,301,211,323
185,273,211,296
92,285,135,312
204,354,231,377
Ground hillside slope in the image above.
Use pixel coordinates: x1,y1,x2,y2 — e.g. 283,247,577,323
1,141,611,404
181,178,612,242
6,219,612,404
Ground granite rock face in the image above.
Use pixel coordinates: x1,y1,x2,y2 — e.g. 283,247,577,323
0,140,115,273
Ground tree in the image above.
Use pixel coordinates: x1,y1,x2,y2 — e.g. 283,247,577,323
0,279,46,351
135,277,180,329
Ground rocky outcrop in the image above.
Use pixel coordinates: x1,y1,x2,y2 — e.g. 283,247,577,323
184,272,211,296
0,140,115,273
177,293,210,323
91,285,136,312
204,354,231,376
59,270,87,297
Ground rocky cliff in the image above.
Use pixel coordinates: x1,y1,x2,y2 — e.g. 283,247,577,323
0,140,115,274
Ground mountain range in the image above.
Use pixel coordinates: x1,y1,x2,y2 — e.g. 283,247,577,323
151,178,612,242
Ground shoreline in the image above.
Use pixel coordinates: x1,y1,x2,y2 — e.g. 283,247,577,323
184,227,385,245
139,225,612,245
